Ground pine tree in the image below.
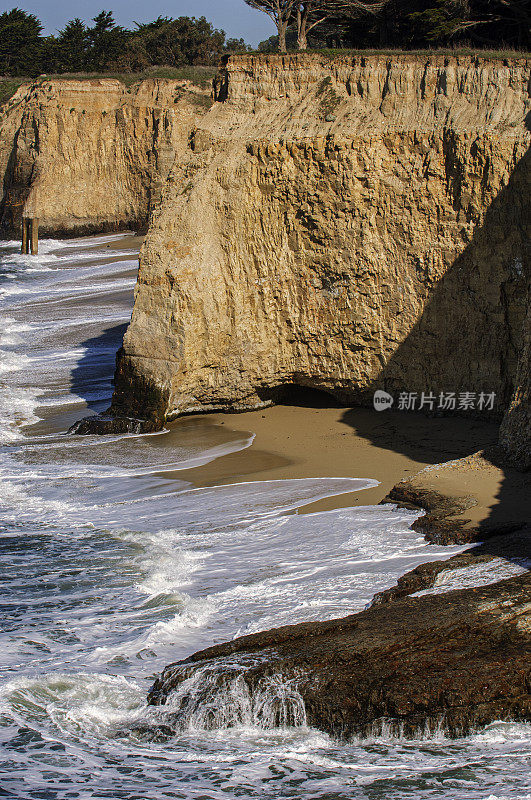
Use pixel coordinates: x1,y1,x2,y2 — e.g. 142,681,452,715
56,19,91,72
88,10,128,70
0,8,43,76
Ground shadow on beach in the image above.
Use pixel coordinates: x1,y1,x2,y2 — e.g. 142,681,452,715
70,323,128,413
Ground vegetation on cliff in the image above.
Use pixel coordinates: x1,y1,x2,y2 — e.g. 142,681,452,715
250,0,530,51
0,9,250,78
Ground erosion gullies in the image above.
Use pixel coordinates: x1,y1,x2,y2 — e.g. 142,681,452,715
109,54,530,470
0,78,211,236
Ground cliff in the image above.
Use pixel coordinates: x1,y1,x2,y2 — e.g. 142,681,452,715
499,302,531,469
109,54,530,467
0,78,211,236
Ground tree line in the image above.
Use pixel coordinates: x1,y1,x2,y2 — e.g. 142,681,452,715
249,0,530,52
0,9,250,77
0,2,528,78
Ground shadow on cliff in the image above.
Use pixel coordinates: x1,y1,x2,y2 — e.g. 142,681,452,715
0,130,22,236
338,143,530,563
70,323,129,412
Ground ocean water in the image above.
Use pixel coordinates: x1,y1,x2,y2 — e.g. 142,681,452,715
0,234,529,799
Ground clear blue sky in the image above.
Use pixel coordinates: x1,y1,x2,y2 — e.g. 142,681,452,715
0,0,276,46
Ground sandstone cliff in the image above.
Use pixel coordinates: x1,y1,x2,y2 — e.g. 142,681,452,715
500,301,530,469
111,54,530,467
0,78,210,236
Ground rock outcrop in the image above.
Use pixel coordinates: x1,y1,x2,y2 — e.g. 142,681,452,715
67,414,160,436
111,54,530,437
148,573,531,739
0,78,210,236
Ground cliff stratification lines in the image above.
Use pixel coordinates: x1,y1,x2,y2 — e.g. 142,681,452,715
109,54,529,470
0,78,210,236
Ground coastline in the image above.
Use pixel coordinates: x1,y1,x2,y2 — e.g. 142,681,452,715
41,232,529,738
148,412,530,740
66,233,527,530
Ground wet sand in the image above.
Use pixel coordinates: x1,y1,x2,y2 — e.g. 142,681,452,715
168,406,501,514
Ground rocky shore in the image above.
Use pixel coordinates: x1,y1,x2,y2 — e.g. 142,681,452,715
148,449,530,740
148,573,530,739
382,449,530,544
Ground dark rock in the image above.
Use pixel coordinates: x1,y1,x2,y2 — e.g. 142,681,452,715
68,414,161,435
127,723,176,743
148,574,531,740
381,481,525,544
383,483,477,518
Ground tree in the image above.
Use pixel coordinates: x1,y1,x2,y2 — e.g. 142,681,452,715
55,19,91,72
0,8,43,76
225,36,252,51
88,10,128,70
452,0,530,48
246,1,386,51
299,1,385,49
296,1,327,48
407,0,471,44
124,16,229,69
244,1,300,51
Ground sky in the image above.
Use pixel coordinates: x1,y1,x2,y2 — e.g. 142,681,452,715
0,0,277,46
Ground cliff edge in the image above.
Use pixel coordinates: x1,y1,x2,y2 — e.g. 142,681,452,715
0,77,211,236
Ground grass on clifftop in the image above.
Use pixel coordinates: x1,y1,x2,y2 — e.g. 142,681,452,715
233,46,529,60
0,66,216,108
313,46,530,59
0,78,27,106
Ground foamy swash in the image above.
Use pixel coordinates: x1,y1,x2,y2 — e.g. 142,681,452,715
0,236,528,800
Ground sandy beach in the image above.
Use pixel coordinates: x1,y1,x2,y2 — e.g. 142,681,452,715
165,405,505,515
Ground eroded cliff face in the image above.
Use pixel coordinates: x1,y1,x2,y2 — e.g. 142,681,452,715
0,78,210,236
113,54,530,455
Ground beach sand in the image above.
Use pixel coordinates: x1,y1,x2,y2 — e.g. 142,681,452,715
167,405,504,516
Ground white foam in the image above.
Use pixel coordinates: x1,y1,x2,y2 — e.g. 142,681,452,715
4,435,255,480
412,557,530,596
162,659,307,733
0,348,31,374
0,385,42,442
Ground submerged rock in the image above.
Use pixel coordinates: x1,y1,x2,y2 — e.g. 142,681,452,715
68,414,161,435
149,574,531,740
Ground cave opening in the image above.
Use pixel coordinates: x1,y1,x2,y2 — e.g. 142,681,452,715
259,383,343,409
